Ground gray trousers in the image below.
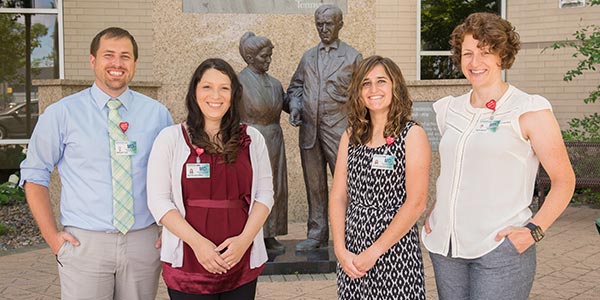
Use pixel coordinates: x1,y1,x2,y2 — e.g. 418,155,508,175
429,238,536,300
57,225,161,300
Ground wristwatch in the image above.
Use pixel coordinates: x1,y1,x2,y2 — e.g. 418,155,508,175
525,222,545,242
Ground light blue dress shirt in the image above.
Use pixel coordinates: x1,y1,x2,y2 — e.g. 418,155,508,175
20,83,173,232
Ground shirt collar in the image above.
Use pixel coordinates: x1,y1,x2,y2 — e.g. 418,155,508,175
91,83,132,111
319,40,340,52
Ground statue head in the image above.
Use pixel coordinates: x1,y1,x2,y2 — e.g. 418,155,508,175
239,32,274,74
314,4,343,46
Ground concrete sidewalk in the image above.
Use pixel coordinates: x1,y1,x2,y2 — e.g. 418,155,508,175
1,206,599,299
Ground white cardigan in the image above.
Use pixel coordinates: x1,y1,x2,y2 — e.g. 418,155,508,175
147,124,274,268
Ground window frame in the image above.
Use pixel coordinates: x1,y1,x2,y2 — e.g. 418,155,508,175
559,0,585,8
416,0,507,80
0,3,64,79
0,1,62,143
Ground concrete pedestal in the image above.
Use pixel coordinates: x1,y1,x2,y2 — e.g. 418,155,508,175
262,239,336,275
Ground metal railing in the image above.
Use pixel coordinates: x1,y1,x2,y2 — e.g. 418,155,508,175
0,139,29,145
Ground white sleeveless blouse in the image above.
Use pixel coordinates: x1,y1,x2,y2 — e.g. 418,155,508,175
422,85,552,258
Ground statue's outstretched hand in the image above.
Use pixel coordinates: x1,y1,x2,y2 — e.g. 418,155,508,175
289,108,302,127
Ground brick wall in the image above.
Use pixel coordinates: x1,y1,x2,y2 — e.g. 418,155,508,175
375,0,600,128
375,0,418,80
507,0,600,127
62,0,154,82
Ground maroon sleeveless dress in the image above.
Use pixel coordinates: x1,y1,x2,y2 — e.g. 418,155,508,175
161,124,265,294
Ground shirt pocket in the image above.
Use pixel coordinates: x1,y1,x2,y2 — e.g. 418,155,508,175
63,123,110,170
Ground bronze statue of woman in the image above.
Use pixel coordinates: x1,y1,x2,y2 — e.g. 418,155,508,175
239,32,289,251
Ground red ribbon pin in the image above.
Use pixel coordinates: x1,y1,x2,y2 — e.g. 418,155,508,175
119,122,129,132
485,99,496,111
386,136,395,146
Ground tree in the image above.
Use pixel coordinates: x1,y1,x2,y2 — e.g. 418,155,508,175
0,14,47,82
420,0,500,79
0,0,49,84
0,14,25,85
0,1,24,8
421,0,499,51
548,0,600,142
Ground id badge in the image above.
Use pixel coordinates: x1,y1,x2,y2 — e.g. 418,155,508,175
115,141,137,155
371,154,395,170
475,120,500,133
186,163,210,178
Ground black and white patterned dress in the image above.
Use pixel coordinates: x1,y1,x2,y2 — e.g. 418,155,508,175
337,121,426,300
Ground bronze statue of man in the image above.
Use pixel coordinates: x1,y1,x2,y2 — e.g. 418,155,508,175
239,32,289,251
287,4,362,251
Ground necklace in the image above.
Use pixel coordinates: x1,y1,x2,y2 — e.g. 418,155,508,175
183,124,206,163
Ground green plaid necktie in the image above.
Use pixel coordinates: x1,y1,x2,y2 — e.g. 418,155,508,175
107,99,134,234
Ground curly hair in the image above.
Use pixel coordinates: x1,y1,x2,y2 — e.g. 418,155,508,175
347,55,413,145
185,58,243,164
450,12,521,70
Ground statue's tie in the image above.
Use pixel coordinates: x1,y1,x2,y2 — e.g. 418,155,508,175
323,48,331,67
320,48,331,72
107,99,134,234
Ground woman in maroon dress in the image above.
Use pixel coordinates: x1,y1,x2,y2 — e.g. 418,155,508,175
147,58,274,300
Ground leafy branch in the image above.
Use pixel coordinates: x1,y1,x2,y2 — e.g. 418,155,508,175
548,0,600,103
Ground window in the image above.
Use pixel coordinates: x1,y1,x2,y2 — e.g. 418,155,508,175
417,0,504,79
0,0,62,140
559,0,585,8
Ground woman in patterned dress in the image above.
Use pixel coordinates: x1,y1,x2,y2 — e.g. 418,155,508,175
329,55,431,299
147,58,274,300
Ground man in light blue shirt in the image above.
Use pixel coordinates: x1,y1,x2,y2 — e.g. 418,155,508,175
20,27,173,300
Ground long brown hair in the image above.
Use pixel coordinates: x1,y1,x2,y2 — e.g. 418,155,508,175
347,55,413,145
185,58,242,164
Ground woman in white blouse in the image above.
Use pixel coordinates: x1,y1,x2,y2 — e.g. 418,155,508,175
422,12,575,300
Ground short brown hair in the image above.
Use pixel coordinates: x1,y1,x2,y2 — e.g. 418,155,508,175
90,27,138,60
347,55,413,145
450,12,520,70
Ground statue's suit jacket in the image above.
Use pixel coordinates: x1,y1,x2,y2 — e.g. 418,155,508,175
287,40,362,149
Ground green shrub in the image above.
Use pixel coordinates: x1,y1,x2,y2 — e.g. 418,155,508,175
549,1,600,143
0,181,25,206
562,112,600,142
0,222,16,236
571,188,600,208
548,0,600,104
0,144,26,170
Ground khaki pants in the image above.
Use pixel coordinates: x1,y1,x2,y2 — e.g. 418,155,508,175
57,225,161,300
